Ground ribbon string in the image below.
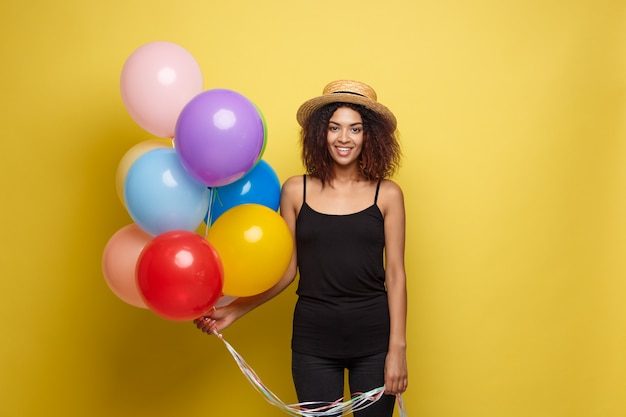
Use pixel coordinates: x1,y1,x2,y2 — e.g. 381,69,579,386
212,330,407,416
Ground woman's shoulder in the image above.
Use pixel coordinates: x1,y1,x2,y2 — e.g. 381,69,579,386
282,174,305,192
280,175,305,207
379,178,404,198
377,179,405,215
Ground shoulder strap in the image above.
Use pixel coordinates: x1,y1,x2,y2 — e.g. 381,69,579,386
303,174,307,203
374,180,382,204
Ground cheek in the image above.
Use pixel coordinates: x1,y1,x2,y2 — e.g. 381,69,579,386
326,131,339,145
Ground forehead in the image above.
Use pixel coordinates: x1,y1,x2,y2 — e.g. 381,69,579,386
329,106,363,124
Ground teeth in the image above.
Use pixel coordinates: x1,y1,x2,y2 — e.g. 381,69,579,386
337,147,350,152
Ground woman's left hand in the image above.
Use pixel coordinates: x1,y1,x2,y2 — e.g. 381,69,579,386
384,346,408,395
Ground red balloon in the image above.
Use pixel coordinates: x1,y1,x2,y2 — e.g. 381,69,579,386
137,231,224,321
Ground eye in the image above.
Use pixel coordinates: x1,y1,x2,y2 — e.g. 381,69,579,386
351,127,362,133
329,125,339,132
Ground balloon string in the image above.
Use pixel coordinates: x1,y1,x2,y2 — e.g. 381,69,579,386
205,187,213,237
204,187,224,237
211,330,407,417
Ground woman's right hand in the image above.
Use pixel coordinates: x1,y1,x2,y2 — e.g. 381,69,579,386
193,303,240,335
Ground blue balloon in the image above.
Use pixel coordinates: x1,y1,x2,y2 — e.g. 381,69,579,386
124,148,209,236
207,159,280,225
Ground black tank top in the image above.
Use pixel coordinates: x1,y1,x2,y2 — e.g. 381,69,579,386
292,175,390,358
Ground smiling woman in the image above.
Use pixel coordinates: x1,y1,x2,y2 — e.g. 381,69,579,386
196,80,408,417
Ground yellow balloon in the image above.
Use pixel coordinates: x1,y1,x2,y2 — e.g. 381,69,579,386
207,204,293,297
115,138,173,206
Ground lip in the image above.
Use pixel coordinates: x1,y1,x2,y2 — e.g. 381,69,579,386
334,146,353,156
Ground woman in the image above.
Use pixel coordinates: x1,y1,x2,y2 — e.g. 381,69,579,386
196,80,408,416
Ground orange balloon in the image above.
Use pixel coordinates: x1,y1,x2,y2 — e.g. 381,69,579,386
115,138,173,206
207,204,293,297
101,223,151,308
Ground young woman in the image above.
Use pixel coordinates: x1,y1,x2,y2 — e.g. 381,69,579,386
196,80,408,416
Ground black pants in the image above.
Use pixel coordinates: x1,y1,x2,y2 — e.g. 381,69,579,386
291,351,395,417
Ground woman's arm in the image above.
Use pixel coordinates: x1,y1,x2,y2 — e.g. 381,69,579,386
195,176,302,334
380,179,408,395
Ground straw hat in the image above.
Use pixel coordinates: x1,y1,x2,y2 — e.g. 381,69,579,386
296,80,397,130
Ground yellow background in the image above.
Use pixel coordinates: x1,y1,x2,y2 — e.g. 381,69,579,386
1,1,625,416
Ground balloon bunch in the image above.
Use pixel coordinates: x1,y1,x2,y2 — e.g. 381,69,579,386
102,41,293,322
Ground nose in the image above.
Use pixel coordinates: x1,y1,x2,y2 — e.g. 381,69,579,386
338,128,351,143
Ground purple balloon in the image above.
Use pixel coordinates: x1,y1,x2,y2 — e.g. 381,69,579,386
175,89,265,187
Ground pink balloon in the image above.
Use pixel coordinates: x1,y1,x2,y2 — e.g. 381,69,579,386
102,224,151,308
120,42,203,138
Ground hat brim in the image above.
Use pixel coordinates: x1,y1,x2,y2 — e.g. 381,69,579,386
296,93,397,130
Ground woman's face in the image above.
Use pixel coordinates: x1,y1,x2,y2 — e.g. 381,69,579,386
326,106,364,167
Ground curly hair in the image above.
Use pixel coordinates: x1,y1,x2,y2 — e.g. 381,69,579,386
300,102,401,184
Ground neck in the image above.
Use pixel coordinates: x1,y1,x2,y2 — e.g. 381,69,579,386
331,165,364,184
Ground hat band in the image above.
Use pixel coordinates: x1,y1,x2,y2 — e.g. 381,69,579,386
331,91,366,97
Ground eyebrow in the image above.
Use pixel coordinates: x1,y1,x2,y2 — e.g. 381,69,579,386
328,121,363,126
